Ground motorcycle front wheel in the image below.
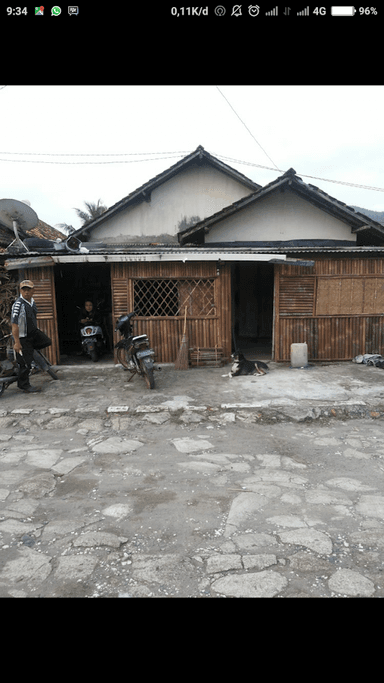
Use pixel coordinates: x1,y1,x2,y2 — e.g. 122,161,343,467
140,358,155,389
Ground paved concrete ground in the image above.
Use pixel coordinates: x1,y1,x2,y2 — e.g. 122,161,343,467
3,357,384,418
1,359,384,597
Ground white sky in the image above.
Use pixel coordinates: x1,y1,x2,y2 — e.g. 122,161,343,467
1,84,384,234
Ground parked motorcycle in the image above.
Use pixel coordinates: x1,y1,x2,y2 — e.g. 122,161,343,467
0,348,59,397
115,311,156,389
80,322,105,362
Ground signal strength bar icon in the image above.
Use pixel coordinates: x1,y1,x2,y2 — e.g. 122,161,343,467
297,5,309,14
266,5,278,14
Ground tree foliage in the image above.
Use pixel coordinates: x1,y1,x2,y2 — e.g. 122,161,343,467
74,199,107,226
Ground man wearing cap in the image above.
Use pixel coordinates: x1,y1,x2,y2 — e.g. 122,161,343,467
11,280,52,393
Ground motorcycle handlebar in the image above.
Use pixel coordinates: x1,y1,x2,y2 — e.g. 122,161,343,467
115,311,140,332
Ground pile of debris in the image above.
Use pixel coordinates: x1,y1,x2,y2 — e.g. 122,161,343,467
0,265,18,360
352,353,384,369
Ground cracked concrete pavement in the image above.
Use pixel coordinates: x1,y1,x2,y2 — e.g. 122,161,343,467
1,359,384,597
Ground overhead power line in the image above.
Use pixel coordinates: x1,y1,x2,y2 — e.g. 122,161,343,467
214,153,384,194
215,86,280,171
0,147,383,194
298,173,384,193
0,150,190,157
0,153,187,165
213,88,384,195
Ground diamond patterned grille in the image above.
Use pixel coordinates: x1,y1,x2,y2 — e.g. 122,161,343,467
134,278,215,317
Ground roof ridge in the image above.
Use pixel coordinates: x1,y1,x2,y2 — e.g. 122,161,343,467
178,168,384,245
71,147,261,237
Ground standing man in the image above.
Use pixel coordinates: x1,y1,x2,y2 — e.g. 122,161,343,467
11,280,51,393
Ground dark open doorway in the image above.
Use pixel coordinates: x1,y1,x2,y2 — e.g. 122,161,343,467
231,262,274,360
54,263,113,363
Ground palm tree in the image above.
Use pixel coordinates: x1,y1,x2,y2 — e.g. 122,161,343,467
74,199,107,226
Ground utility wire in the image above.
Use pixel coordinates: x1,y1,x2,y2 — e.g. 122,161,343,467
298,173,384,193
215,153,384,194
214,153,283,173
0,149,190,157
0,147,383,194
214,88,384,194
0,153,187,165
215,86,280,171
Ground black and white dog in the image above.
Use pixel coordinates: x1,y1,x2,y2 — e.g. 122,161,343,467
223,351,269,378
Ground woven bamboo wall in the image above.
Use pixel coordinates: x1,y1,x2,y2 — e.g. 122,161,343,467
25,265,59,365
111,261,231,363
275,257,384,361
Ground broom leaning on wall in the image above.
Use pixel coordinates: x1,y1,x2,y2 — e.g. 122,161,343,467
174,307,189,370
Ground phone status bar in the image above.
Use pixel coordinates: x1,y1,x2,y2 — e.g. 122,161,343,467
169,6,378,17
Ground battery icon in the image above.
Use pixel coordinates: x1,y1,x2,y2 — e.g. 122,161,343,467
331,6,356,15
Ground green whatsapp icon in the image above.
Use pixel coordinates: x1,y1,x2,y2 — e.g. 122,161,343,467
51,5,61,15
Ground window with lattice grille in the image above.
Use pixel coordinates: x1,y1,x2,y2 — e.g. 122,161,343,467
133,278,215,317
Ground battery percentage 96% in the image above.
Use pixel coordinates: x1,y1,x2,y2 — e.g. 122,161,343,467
359,7,378,13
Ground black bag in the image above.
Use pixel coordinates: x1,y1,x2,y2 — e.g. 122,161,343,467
31,328,52,350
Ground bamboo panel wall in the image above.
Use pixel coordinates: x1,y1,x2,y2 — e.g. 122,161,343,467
25,265,59,365
111,262,231,364
279,257,384,276
112,262,218,279
275,258,384,361
277,316,372,361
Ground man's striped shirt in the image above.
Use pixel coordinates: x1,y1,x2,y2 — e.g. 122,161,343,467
11,296,38,338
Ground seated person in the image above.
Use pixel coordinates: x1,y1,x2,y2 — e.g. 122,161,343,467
78,300,102,327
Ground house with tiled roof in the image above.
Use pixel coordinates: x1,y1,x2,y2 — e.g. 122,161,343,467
4,151,384,366
0,216,64,250
27,220,65,242
3,147,261,364
177,167,384,361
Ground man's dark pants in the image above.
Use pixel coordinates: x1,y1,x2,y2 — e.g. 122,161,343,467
16,329,51,390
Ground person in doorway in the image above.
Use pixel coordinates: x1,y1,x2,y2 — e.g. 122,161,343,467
78,300,102,327
11,280,52,393
77,299,105,355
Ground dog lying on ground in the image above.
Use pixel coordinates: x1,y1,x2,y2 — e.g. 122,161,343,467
223,351,269,378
